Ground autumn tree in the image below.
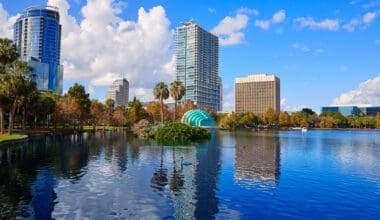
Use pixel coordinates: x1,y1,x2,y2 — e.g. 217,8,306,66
67,83,91,130
90,100,107,130
218,112,239,130
278,111,290,127
146,101,171,123
112,105,128,127
264,107,277,126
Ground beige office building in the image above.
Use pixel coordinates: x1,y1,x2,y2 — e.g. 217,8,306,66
105,78,129,107
235,74,280,114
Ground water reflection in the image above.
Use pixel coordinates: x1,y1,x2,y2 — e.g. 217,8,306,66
153,132,221,219
234,131,281,188
1,130,380,219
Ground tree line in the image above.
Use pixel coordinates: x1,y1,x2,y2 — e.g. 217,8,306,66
217,108,380,130
0,38,198,134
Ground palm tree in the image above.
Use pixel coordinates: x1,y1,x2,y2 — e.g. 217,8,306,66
153,82,169,123
0,38,18,133
169,80,185,122
4,61,33,134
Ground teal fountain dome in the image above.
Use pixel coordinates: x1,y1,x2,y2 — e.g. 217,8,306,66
181,109,216,127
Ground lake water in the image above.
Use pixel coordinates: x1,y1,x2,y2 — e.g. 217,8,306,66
1,130,380,219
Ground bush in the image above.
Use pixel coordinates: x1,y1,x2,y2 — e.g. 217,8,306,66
155,123,210,144
132,119,152,139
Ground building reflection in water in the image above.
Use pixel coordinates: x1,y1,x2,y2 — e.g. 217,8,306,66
234,131,281,188
160,131,221,219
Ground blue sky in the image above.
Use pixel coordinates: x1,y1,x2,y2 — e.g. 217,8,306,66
1,0,380,112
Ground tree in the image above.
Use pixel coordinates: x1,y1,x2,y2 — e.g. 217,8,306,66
218,112,239,130
169,80,185,122
238,112,260,128
90,100,106,130
3,61,34,134
278,111,290,127
128,98,151,124
153,82,169,123
0,38,19,133
67,83,91,130
264,107,277,126
112,105,128,127
146,101,170,122
377,113,380,128
105,98,115,125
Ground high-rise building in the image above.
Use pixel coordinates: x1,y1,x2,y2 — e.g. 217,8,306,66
14,6,63,94
105,78,129,107
235,74,280,115
176,20,222,112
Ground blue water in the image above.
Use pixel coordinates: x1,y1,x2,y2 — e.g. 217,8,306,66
0,130,379,219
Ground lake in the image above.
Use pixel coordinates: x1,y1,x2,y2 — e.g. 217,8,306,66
1,130,380,219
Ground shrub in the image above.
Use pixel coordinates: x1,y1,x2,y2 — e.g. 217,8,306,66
155,123,210,144
132,119,152,139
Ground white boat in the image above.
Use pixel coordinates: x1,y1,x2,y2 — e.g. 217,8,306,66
301,127,308,132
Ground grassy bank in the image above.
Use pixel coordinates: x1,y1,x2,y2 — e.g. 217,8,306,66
0,134,28,143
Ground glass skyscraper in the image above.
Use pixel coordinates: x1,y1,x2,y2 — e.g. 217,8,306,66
14,6,63,94
176,20,222,112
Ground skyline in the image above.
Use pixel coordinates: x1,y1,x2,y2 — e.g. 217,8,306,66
0,0,379,112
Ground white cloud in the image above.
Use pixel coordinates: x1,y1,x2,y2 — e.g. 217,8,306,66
343,18,361,31
46,0,174,101
254,20,271,30
272,10,286,23
0,3,19,39
254,9,286,30
294,17,339,31
363,12,377,24
212,13,249,46
339,65,349,71
281,98,287,106
237,7,259,16
333,74,380,105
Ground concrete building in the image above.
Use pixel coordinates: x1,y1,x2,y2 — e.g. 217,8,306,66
105,78,129,107
176,20,222,112
14,6,63,94
235,74,280,115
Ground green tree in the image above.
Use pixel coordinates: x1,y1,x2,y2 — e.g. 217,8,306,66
377,113,380,128
128,98,150,124
0,38,19,133
3,61,34,134
153,82,169,123
169,80,185,122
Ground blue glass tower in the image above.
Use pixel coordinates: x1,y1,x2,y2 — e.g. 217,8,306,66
14,6,63,94
176,20,222,112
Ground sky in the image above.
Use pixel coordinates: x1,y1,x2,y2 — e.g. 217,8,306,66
0,0,379,112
